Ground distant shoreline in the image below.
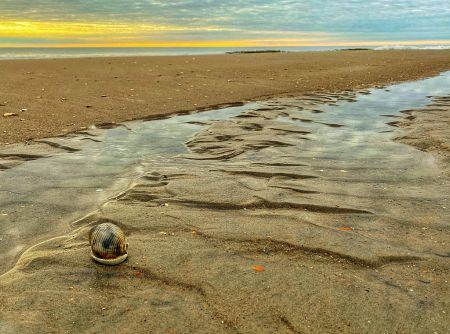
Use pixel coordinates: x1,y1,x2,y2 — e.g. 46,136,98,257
1,45,449,61
225,50,283,54
0,45,362,60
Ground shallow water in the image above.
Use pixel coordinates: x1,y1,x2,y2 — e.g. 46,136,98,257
275,72,450,160
89,103,258,162
1,72,450,275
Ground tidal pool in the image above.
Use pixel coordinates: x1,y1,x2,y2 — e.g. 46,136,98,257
0,72,449,276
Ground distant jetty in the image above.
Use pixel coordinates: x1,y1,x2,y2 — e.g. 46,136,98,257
226,50,283,54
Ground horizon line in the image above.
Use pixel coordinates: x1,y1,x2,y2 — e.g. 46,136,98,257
1,40,450,48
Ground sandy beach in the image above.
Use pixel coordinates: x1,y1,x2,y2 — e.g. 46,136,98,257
1,49,450,145
1,50,450,333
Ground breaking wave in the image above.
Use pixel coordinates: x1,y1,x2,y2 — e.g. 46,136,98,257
375,45,450,50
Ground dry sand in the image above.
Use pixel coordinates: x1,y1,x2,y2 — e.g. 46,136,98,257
1,50,450,333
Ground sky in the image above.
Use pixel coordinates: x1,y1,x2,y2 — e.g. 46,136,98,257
0,0,449,47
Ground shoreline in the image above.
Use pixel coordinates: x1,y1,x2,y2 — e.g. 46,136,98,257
1,49,450,145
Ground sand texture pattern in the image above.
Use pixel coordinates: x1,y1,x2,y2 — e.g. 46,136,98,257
2,71,450,333
1,49,450,145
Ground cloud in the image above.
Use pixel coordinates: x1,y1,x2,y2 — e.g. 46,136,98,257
0,20,341,46
0,0,449,45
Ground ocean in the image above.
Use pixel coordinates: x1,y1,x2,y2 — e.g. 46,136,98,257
1,45,449,60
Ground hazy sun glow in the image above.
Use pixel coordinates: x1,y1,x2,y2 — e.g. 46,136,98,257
0,20,344,47
0,21,240,38
0,20,449,49
2,39,450,49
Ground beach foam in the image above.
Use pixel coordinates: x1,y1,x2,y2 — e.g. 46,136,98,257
375,45,450,50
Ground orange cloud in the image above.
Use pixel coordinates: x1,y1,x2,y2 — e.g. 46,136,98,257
1,20,449,48
0,20,240,39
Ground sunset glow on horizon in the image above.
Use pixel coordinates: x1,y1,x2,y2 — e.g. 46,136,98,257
2,39,450,49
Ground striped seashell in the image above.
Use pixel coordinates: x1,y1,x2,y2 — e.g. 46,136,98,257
89,223,128,265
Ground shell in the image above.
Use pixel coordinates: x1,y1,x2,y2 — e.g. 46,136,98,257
88,223,128,265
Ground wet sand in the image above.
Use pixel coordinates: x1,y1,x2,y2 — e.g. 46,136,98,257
1,49,450,145
1,52,450,333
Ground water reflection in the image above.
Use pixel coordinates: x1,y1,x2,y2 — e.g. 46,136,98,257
274,72,450,161
91,103,258,163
